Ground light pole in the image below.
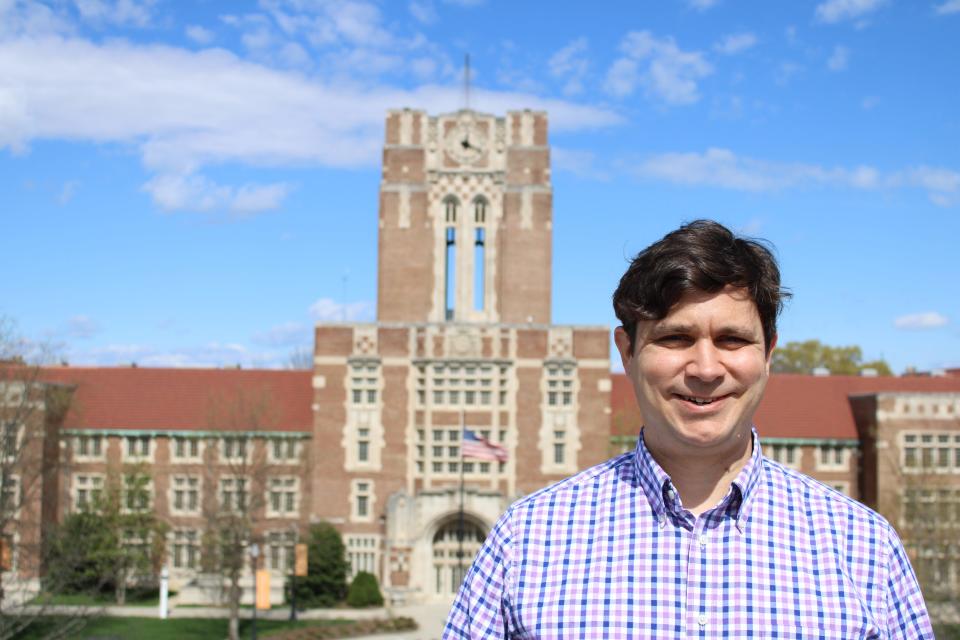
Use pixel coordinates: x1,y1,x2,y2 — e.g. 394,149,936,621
289,525,298,621
250,543,260,640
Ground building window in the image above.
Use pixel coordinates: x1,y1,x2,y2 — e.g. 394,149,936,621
171,475,200,514
74,434,103,460
220,477,248,512
553,430,566,465
444,196,458,223
170,529,199,569
220,437,249,463
267,530,296,571
124,475,152,511
768,443,798,467
1,422,20,461
414,362,500,409
474,226,486,311
903,432,960,472
172,437,201,462
125,435,151,460
816,444,851,471
349,362,379,405
445,226,456,320
269,438,299,463
412,413,507,478
0,474,20,516
545,364,575,406
352,480,373,521
267,477,299,516
74,474,104,510
357,428,370,463
346,535,379,578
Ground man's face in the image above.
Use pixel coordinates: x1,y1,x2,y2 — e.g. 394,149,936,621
614,286,774,454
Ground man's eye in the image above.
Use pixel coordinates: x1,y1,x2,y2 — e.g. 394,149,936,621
657,335,690,345
718,336,749,346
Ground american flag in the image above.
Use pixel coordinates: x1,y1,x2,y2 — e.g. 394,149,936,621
461,429,508,462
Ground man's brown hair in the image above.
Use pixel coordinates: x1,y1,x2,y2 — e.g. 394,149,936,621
612,219,789,352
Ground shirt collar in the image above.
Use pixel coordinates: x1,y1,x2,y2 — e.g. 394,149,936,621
632,427,765,530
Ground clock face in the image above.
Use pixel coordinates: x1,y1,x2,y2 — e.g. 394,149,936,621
444,118,486,165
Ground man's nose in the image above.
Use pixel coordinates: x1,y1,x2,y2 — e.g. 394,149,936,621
685,340,724,381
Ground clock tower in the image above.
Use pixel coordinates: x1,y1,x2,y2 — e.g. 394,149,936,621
377,108,552,324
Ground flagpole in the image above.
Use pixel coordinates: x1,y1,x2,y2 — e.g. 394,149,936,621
457,408,465,585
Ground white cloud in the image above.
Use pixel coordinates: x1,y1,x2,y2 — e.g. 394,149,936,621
935,0,960,14
604,31,712,105
775,61,803,85
0,35,621,212
815,0,887,23
827,45,850,71
549,37,589,96
58,180,80,205
251,322,310,347
0,1,75,38
714,32,757,55
894,312,949,329
142,173,292,215
70,341,291,368
630,147,959,204
73,0,156,28
66,315,101,339
687,0,720,9
409,0,437,24
309,298,374,322
185,24,214,45
552,147,609,181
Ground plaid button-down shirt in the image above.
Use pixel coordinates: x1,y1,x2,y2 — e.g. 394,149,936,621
443,429,932,639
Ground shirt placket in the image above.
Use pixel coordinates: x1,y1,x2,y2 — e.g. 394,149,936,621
684,514,714,639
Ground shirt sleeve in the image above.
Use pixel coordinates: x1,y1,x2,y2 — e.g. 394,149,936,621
442,511,516,639
884,525,934,639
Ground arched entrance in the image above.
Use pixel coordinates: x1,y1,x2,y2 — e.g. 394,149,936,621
431,518,485,595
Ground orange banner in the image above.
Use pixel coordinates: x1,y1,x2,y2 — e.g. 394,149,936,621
255,569,271,610
294,543,308,577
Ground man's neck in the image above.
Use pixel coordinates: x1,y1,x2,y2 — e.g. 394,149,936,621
644,428,753,517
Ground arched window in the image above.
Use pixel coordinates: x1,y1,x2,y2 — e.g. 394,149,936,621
445,227,456,320
444,196,459,224
473,197,487,224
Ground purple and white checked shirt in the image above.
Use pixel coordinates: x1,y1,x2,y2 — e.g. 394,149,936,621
443,429,933,639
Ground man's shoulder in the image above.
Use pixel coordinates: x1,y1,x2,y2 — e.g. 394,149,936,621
759,456,894,533
507,452,637,516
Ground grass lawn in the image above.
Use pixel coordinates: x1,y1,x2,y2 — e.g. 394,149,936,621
16,616,351,639
935,624,960,639
30,588,168,607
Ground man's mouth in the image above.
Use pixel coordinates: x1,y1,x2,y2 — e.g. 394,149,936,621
675,394,727,406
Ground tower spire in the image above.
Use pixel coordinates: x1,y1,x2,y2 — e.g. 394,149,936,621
463,54,471,112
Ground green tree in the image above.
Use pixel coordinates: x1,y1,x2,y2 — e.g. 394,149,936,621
346,571,383,608
288,522,349,607
771,339,892,376
44,465,167,605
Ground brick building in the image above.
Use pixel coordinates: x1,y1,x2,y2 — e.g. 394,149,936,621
3,107,958,607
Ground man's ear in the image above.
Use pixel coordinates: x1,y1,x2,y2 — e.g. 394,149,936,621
614,326,634,371
765,333,778,371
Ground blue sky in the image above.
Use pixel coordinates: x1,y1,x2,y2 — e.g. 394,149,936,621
1,0,958,373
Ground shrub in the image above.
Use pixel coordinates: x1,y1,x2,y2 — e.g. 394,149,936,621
287,522,349,607
346,571,383,608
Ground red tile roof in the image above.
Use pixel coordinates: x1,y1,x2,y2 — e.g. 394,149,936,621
611,373,960,440
38,367,313,433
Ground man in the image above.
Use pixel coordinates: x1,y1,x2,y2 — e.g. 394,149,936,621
443,220,932,639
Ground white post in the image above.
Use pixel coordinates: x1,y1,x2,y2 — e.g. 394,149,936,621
159,566,169,620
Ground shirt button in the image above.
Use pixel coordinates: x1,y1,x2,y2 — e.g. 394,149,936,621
698,613,707,626
698,534,707,547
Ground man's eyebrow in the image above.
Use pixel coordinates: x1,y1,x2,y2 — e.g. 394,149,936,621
647,322,694,335
715,325,760,339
